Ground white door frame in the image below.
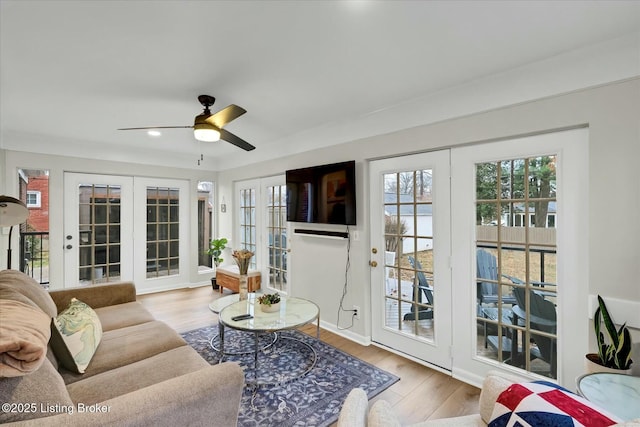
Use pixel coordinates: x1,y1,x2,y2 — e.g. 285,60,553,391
450,128,589,388
63,173,134,286
369,150,453,371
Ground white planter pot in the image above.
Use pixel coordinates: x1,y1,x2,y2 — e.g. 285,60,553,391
584,353,632,375
260,302,280,313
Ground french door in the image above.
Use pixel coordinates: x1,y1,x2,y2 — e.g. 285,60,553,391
63,173,134,286
451,128,588,387
369,128,587,385
235,176,290,294
64,173,189,293
369,150,452,371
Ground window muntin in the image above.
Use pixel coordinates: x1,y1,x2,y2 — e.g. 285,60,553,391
383,169,436,341
266,184,287,292
146,186,180,278
239,188,257,270
475,155,558,379
77,184,122,283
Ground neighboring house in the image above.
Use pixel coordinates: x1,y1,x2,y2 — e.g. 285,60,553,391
493,201,557,228
18,169,49,232
384,192,433,254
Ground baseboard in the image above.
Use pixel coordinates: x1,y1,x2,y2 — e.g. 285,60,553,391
136,282,195,295
319,320,371,346
450,368,485,389
370,341,453,377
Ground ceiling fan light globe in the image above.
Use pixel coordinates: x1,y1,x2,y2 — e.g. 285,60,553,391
194,127,220,142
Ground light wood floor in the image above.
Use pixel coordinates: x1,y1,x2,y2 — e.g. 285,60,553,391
138,285,480,426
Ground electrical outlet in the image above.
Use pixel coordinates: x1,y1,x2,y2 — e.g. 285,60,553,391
353,305,360,320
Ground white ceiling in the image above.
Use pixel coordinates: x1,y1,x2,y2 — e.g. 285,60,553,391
1,1,639,171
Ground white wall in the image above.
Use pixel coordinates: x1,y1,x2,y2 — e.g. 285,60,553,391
217,78,640,369
1,150,218,289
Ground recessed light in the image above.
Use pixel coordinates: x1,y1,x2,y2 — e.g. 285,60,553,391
147,130,162,137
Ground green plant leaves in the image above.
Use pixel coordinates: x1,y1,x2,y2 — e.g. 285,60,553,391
594,295,633,370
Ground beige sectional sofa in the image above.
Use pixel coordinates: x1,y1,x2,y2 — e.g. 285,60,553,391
0,270,244,426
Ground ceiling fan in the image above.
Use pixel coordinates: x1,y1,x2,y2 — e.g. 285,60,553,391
118,95,255,151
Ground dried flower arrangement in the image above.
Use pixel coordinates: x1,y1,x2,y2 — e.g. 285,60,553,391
232,249,254,275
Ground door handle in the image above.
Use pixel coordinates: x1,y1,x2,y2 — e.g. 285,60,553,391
369,260,378,267
66,244,72,249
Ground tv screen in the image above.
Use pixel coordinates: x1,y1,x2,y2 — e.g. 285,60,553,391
286,160,356,225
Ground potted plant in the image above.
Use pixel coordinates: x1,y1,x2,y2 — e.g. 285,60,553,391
257,292,281,313
585,295,633,373
207,237,228,290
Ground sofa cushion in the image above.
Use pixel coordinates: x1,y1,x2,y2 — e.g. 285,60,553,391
0,357,73,423
0,299,51,378
59,320,187,384
94,301,155,332
489,381,622,427
0,269,57,318
66,345,209,404
50,298,103,374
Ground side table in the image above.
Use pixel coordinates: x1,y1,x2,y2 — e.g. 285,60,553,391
215,265,261,294
576,372,640,421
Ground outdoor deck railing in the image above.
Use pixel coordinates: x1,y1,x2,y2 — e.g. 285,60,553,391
476,243,556,285
19,231,50,287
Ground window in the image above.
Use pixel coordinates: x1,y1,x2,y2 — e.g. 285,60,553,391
146,186,180,278
238,187,257,270
77,184,122,283
18,169,50,286
197,181,214,269
26,191,41,208
475,155,558,379
266,184,288,291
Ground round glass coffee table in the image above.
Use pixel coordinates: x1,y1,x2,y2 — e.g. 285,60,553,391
218,294,320,386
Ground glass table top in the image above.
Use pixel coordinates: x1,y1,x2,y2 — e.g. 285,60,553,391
577,372,640,421
219,294,319,332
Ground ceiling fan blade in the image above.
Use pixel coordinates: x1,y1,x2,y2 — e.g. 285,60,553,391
205,104,247,128
220,129,255,151
118,126,193,130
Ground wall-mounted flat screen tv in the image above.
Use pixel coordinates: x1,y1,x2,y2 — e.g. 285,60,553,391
286,160,356,225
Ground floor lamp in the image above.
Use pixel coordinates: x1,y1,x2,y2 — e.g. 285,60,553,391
0,195,29,270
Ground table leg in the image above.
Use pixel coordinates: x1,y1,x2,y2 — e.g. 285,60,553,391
316,315,320,339
219,322,225,363
254,331,259,380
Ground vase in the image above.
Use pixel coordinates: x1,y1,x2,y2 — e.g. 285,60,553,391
584,353,632,375
238,274,248,301
260,302,280,313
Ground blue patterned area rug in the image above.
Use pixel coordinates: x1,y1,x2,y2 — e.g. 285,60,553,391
182,326,399,427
